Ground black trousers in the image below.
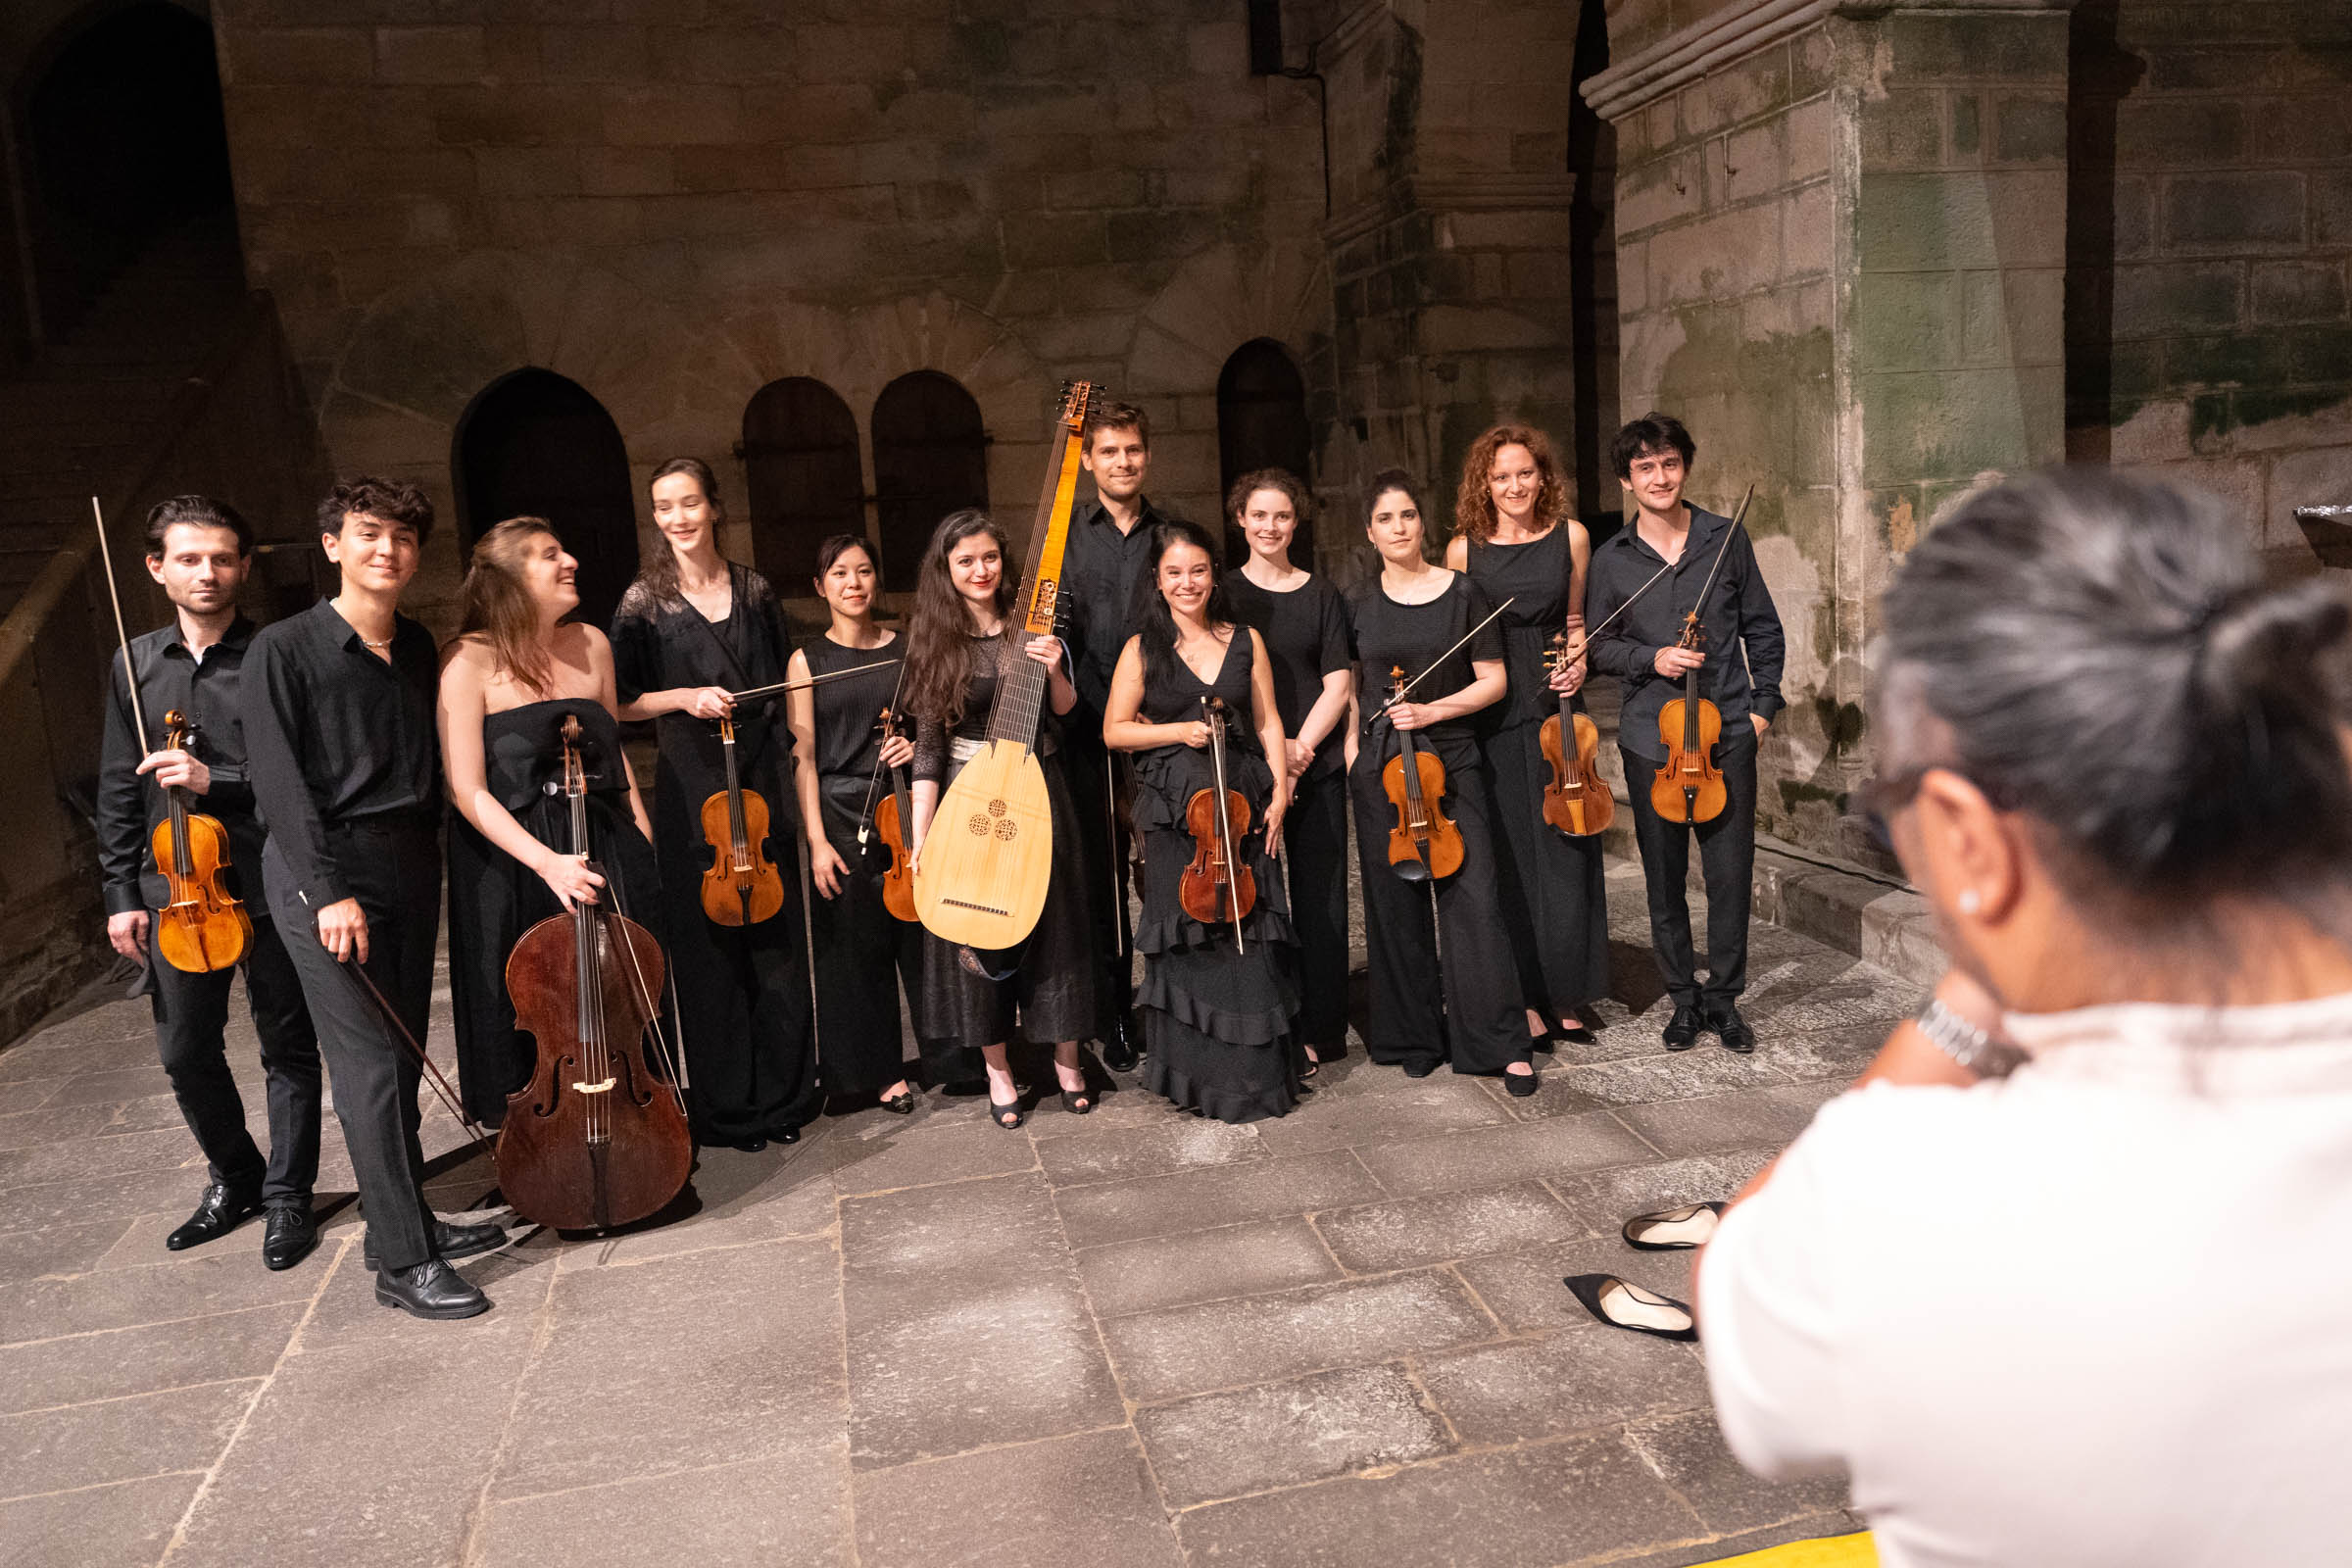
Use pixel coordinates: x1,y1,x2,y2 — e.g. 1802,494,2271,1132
1480,717,1610,1023
1062,720,1134,1038
809,788,924,1098
1282,765,1351,1053
147,912,321,1204
265,820,443,1274
1347,755,1527,1074
1622,728,1759,1010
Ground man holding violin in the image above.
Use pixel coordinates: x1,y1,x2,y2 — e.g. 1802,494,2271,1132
1585,414,1786,1054
97,496,324,1269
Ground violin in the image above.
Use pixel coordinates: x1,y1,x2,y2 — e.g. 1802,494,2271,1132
500,715,693,1233
1380,665,1464,881
1538,634,1613,838
1178,697,1255,948
867,707,918,923
151,710,253,973
1651,611,1728,824
700,710,785,925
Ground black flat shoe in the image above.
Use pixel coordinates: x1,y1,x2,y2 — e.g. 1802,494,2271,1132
1401,1059,1439,1079
166,1180,262,1251
261,1202,318,1271
1708,1004,1755,1054
988,1096,1026,1130
879,1085,917,1114
1563,1273,1697,1342
1662,1004,1704,1052
375,1258,491,1320
1504,1068,1540,1098
1621,1200,1725,1251
770,1126,802,1146
364,1215,512,1271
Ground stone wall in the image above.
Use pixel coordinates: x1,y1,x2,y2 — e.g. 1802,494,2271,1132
207,0,1332,626
2070,0,2352,551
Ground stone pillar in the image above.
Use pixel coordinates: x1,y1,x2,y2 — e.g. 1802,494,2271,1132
1587,0,2072,861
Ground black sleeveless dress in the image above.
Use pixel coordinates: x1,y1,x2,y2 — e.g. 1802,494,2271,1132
1131,629,1304,1122
446,698,662,1128
1465,529,1610,1024
802,633,926,1098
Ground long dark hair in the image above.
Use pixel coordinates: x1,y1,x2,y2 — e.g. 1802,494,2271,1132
631,456,724,607
1136,518,1236,699
455,515,562,696
903,509,1018,727
1875,467,2352,943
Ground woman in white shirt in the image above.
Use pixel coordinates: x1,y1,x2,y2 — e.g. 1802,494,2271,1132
1694,468,2352,1567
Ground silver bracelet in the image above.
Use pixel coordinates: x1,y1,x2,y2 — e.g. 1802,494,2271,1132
1914,998,2022,1078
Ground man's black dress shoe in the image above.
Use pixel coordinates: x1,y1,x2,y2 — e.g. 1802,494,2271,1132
166,1181,262,1251
1100,1013,1141,1073
1709,1004,1756,1054
1662,1004,1704,1052
261,1203,318,1271
375,1258,491,1320
364,1216,510,1271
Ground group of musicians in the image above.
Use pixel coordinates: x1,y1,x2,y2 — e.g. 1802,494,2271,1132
92,402,1783,1321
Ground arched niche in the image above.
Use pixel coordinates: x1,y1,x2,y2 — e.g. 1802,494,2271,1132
871,371,988,590
742,376,864,594
454,369,640,633
1216,339,1313,560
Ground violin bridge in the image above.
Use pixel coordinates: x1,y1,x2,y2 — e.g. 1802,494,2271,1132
570,1077,617,1095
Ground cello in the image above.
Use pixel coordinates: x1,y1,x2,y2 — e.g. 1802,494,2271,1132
1379,665,1464,881
1179,696,1255,949
700,710,786,926
500,715,693,1233
1538,634,1614,838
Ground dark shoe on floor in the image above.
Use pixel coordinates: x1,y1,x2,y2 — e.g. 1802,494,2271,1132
365,1216,511,1272
1401,1059,1439,1079
988,1096,1026,1130
879,1085,917,1114
769,1126,802,1146
167,1180,262,1251
1709,1004,1755,1054
1504,1067,1540,1098
1662,1004,1704,1052
1100,1013,1142,1072
375,1258,491,1320
1622,1200,1726,1251
1562,1273,1697,1342
261,1202,318,1271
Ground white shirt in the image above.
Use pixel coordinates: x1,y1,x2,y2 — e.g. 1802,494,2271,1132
1699,994,2352,1567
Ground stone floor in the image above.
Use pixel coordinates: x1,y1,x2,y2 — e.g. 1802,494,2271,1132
0,859,1917,1568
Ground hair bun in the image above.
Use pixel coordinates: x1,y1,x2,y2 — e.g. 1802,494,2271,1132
2200,579,2352,701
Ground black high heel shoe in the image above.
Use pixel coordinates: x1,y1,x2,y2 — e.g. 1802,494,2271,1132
1621,1200,1724,1250
988,1096,1026,1130
1562,1273,1697,1342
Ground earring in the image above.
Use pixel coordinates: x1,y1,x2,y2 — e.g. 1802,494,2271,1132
1957,889,1982,915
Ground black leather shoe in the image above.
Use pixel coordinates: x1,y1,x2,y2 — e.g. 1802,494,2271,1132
1100,1013,1141,1072
261,1203,318,1271
364,1216,511,1271
1709,1004,1756,1054
166,1181,262,1251
374,1258,491,1320
1662,1004,1704,1052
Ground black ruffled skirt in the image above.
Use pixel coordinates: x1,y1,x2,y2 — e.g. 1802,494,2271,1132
1130,744,1305,1123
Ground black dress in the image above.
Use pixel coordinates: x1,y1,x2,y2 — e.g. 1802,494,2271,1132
1225,571,1353,1056
1465,530,1610,1025
911,633,1098,1054
610,564,819,1143
1347,572,1528,1074
447,699,663,1128
1131,630,1304,1122
802,633,926,1099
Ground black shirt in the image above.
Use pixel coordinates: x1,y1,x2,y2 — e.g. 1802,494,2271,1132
1348,572,1506,772
1226,572,1351,780
96,616,265,917
242,598,442,910
1062,496,1172,719
1586,505,1786,762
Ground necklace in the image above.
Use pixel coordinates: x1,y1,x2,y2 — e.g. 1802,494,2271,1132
358,632,395,650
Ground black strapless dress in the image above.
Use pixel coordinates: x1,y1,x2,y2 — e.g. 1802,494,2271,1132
446,698,662,1128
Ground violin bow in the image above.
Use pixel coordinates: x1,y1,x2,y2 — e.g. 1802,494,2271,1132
1366,595,1517,732
855,657,912,858
91,496,153,752
1567,483,1755,657
334,954,499,1160
1204,697,1247,955
726,657,903,706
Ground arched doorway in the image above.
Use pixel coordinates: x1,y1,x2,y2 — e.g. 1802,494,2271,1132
1216,339,1313,561
742,377,865,594
871,371,988,589
455,370,640,632
20,3,238,340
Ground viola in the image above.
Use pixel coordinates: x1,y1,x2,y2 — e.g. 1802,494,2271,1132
869,707,918,923
1179,697,1255,946
151,709,253,973
1380,665,1464,881
1651,612,1728,824
700,711,786,925
1538,634,1614,838
500,715,693,1233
